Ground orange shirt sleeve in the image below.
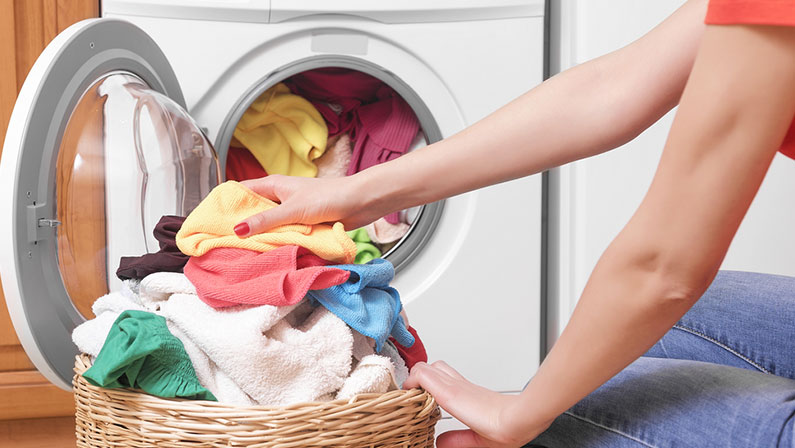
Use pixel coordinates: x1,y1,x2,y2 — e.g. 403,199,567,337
706,0,795,26
705,0,795,159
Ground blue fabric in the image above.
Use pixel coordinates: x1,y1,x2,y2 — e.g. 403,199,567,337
530,271,795,448
308,258,414,352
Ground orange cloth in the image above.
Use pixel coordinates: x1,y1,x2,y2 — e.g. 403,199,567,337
705,0,795,159
176,181,357,264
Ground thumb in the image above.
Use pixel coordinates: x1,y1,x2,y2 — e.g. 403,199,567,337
235,205,297,237
437,429,491,448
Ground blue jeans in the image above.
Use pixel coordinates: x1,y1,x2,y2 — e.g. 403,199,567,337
529,271,795,448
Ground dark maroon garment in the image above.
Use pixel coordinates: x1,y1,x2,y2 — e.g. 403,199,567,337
116,215,188,281
283,68,384,138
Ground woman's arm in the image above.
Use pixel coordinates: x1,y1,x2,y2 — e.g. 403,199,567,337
405,24,795,448
238,0,708,234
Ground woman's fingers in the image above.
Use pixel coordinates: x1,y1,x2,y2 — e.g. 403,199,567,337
403,362,448,390
236,175,318,235
405,361,531,447
232,175,385,236
403,362,463,409
240,175,281,202
404,361,464,392
236,206,297,237
431,360,467,381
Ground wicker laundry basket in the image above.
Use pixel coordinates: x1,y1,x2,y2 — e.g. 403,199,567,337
73,354,440,447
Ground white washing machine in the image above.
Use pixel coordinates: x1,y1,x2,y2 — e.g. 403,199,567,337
1,0,545,432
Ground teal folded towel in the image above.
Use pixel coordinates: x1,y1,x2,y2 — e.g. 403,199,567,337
83,310,216,401
308,258,414,352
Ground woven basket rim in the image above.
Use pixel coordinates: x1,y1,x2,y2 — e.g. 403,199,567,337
73,353,440,447
74,353,435,412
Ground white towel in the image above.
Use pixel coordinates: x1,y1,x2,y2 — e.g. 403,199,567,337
139,272,196,311
381,340,409,388
167,323,257,406
365,218,411,245
137,272,267,405
349,331,408,387
339,332,408,397
73,275,255,404
351,330,376,363
71,280,146,357
160,294,353,406
337,354,398,400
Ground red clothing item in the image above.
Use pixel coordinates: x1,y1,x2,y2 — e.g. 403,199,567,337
225,146,268,182
389,326,427,370
184,246,350,308
705,0,795,159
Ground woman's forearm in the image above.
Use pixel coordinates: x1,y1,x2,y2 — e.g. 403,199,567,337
507,23,795,440
356,0,707,211
515,241,702,430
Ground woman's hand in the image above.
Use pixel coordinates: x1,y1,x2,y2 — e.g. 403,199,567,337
234,174,393,236
404,361,552,448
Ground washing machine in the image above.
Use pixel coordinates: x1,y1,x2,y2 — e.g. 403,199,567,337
1,0,545,432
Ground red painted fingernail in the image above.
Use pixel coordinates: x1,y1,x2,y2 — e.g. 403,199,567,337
234,222,249,237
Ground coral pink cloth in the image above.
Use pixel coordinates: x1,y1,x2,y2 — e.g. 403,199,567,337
184,246,350,308
285,68,420,223
389,326,427,370
226,146,268,182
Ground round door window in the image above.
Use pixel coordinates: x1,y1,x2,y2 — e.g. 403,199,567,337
56,72,219,318
219,64,443,271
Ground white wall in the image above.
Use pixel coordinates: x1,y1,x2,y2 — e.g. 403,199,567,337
546,0,795,351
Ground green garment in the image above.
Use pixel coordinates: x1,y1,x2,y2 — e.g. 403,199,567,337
347,228,382,264
82,310,216,401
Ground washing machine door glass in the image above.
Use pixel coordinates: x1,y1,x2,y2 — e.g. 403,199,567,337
0,18,219,390
57,72,218,319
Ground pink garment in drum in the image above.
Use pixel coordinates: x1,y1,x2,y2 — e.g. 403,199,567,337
285,69,419,224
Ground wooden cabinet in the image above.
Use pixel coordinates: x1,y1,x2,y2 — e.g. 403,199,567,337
0,0,100,445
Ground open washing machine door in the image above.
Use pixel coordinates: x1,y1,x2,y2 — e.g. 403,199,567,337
0,18,220,390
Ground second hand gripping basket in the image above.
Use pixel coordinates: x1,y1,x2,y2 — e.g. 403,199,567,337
73,354,441,447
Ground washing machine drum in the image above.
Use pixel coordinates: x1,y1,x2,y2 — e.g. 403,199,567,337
0,18,219,390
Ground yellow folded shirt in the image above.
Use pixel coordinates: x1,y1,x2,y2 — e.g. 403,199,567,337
234,83,328,178
176,181,356,264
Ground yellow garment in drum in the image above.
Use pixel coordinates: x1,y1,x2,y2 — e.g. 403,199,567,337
176,181,356,264
233,83,328,177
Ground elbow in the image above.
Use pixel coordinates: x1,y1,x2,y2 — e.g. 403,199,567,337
641,256,719,311
615,242,720,311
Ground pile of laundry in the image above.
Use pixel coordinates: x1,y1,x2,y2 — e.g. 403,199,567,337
72,181,427,406
225,68,425,258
